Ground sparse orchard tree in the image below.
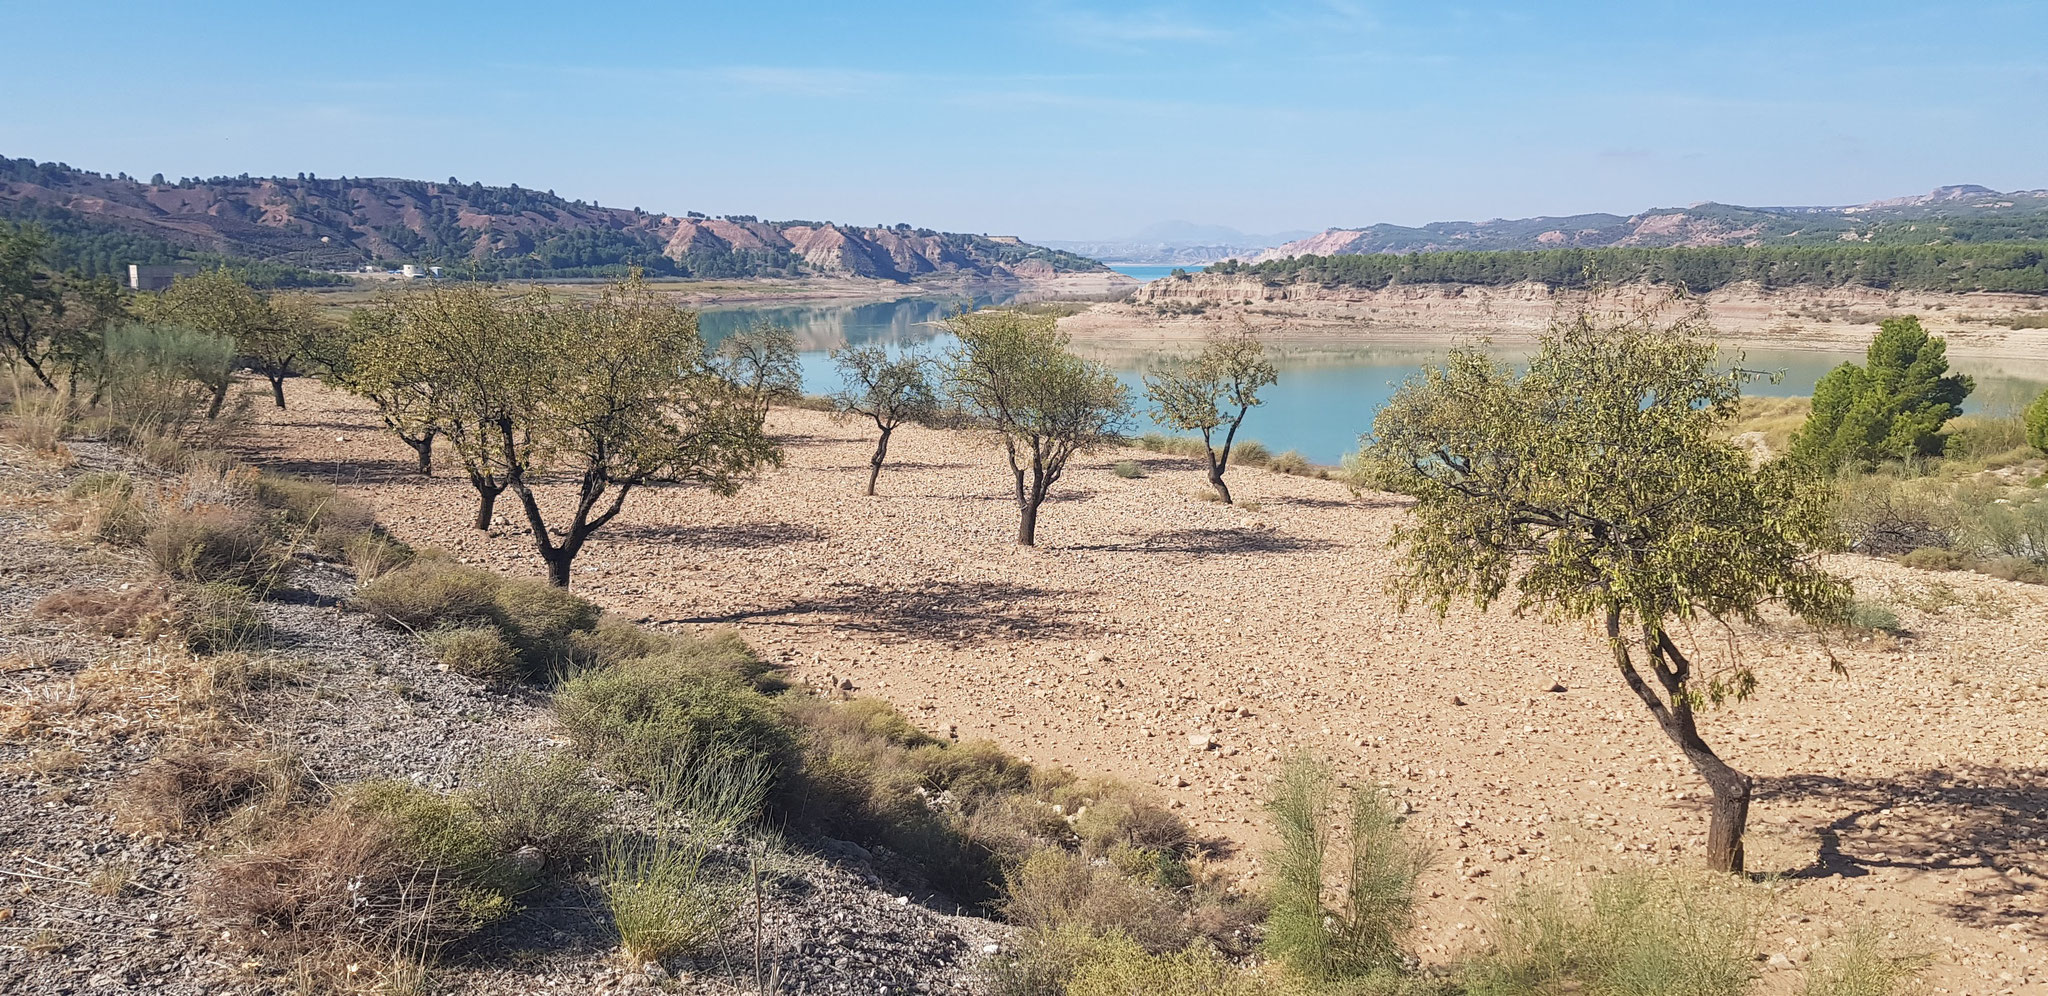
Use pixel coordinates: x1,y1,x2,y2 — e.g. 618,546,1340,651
713,320,803,428
360,284,543,527
140,268,272,419
946,309,1131,546
243,291,334,409
830,345,941,495
2,222,127,394
1359,311,1851,874
332,304,442,476
498,278,782,587
1143,323,1278,504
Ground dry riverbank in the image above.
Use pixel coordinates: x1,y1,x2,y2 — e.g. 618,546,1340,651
1063,279,2048,362
242,384,2048,991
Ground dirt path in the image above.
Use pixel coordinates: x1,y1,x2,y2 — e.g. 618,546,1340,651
243,382,2048,992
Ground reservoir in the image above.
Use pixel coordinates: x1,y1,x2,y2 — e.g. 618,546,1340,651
699,295,2048,465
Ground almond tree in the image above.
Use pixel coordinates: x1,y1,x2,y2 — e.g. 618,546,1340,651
331,304,442,477
830,345,940,495
141,268,272,418
496,279,781,586
1143,323,1277,504
946,309,1130,546
1359,310,1850,873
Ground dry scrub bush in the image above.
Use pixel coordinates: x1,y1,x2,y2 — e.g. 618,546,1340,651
31,584,174,639
424,625,519,681
1232,440,1271,467
461,752,610,865
1464,872,1755,996
1268,450,1314,476
351,559,502,629
1800,929,1926,996
202,781,525,972
144,504,286,587
115,743,299,837
1063,933,1265,996
3,381,72,454
555,651,799,792
1002,848,1192,955
491,578,602,679
1112,460,1146,479
175,582,271,653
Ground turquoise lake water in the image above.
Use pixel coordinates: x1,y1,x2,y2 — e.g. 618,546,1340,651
699,296,2048,465
1107,263,1189,282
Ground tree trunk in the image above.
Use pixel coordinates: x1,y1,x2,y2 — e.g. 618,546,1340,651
1605,611,1754,873
544,551,573,587
866,426,892,496
471,481,502,531
268,375,287,409
407,434,434,476
1208,463,1234,504
1017,497,1039,546
205,380,229,420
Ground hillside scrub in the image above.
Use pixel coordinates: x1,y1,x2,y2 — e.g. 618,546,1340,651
1207,241,2048,295
2026,388,2048,454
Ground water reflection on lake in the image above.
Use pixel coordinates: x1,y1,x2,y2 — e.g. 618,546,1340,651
700,296,2048,465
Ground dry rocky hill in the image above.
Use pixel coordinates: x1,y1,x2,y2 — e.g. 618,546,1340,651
1254,185,2048,261
0,156,1107,282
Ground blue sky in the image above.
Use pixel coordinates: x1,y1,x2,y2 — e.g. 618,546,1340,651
5,1,2043,240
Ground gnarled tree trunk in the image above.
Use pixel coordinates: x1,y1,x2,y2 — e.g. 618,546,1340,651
867,425,893,496
1607,610,1753,873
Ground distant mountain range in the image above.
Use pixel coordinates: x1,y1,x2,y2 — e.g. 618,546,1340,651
1253,185,2048,262
0,156,1107,283
1038,221,1316,265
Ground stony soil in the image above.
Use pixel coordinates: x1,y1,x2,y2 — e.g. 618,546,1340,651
1064,279,2048,367
234,382,2048,995
0,438,1003,995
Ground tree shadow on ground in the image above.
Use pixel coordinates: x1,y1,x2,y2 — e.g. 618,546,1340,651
1758,765,2048,933
606,520,828,550
1073,527,1334,556
663,578,1091,644
228,440,425,486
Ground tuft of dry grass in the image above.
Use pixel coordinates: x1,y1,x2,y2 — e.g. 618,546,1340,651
32,584,176,639
114,742,301,837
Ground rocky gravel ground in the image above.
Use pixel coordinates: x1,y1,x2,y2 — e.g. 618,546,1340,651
0,436,1004,995
234,381,2048,996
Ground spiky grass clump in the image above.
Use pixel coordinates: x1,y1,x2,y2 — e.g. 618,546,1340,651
1466,871,1755,996
1265,756,1426,982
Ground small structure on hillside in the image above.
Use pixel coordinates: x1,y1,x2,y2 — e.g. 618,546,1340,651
127,263,201,291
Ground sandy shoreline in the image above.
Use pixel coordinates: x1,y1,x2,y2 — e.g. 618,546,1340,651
1062,280,2048,362
240,383,2048,988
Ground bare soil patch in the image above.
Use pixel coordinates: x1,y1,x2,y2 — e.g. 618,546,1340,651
244,381,2048,991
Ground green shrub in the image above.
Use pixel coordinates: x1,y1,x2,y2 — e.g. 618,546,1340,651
1793,317,1973,468
177,582,270,653
1233,440,1272,467
325,526,414,580
555,655,799,792
1940,414,2029,465
1065,933,1266,996
1464,872,1754,996
622,628,787,692
1844,600,1902,634
1073,791,1191,863
425,625,520,681
1113,460,1147,479
1003,848,1191,955
346,780,528,903
567,614,674,668
1265,756,1426,982
351,559,502,629
1980,556,2048,584
1955,485,2048,564
602,832,731,965
145,505,285,587
911,737,1034,798
491,578,602,678
462,753,610,864
1897,547,1966,571
2026,389,2048,455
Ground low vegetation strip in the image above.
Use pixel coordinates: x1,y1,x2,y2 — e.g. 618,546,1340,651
1206,241,2048,295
